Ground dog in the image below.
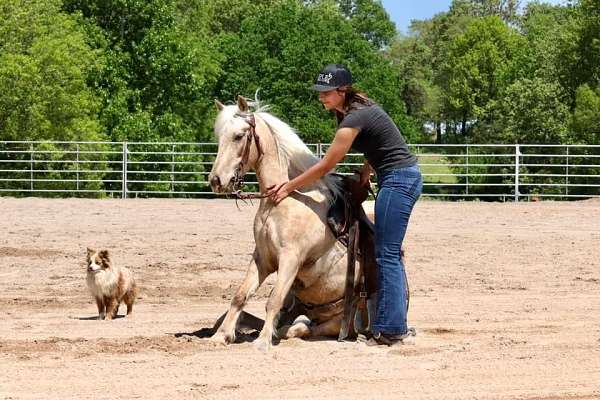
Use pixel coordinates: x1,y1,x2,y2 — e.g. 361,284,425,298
86,248,138,320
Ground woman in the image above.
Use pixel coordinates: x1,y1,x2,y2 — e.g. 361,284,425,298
267,64,422,345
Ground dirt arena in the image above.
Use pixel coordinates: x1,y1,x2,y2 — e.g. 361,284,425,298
1,197,599,399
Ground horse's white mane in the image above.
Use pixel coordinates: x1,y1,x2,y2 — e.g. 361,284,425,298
215,98,342,201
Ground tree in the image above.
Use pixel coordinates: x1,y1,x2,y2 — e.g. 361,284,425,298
212,0,415,143
571,84,600,144
63,0,221,142
0,0,104,142
483,78,570,144
388,32,441,140
520,2,580,104
335,0,397,48
441,16,524,138
574,0,600,90
450,0,520,25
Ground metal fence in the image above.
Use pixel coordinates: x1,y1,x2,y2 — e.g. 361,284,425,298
1,141,599,201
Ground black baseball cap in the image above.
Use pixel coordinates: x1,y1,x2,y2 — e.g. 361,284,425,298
311,64,353,92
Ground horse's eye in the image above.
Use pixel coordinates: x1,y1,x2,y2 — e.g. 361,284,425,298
233,133,245,142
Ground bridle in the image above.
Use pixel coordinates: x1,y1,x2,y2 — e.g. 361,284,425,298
230,111,268,203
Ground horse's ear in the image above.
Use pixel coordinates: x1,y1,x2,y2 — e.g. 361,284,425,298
237,95,249,112
214,99,225,111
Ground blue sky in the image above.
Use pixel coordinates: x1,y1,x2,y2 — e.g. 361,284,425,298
380,0,567,34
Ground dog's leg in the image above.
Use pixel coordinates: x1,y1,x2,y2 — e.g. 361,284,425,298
211,251,269,345
123,289,135,316
104,297,119,320
95,297,105,320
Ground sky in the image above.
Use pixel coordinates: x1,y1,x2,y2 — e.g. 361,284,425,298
380,0,567,34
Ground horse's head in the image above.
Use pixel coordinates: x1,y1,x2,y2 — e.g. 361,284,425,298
209,96,263,193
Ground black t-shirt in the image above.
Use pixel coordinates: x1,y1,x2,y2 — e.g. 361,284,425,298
338,104,416,175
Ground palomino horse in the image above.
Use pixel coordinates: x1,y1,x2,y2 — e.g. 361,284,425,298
208,96,352,351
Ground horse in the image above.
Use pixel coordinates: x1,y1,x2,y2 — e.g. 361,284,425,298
208,96,353,351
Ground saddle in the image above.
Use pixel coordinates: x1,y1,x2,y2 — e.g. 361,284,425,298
327,173,378,340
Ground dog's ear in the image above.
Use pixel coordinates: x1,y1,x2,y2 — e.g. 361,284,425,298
98,250,111,264
86,247,95,260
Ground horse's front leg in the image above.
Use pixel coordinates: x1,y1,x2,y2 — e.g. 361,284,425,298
254,251,300,352
211,252,268,345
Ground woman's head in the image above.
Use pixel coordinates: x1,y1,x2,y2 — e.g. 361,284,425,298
312,64,352,92
312,64,373,119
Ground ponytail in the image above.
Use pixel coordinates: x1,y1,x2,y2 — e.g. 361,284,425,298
334,87,374,123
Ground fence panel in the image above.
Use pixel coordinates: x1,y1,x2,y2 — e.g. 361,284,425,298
1,141,598,200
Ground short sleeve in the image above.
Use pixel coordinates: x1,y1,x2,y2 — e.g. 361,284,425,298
338,109,364,133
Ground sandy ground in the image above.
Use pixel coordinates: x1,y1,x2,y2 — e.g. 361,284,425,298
1,197,599,400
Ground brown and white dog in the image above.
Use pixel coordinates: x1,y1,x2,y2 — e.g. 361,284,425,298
86,248,138,320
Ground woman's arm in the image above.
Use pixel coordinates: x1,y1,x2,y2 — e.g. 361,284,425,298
267,127,359,204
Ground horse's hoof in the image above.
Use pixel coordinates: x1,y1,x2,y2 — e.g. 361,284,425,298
253,337,271,352
210,331,234,346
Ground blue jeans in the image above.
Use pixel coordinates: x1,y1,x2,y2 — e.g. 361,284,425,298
372,164,422,336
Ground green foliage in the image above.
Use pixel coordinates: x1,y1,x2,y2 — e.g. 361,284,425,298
483,78,570,144
64,0,221,143
520,2,580,102
571,84,600,144
1,0,598,199
211,0,415,142
336,0,397,48
442,17,524,130
0,0,104,142
575,0,600,89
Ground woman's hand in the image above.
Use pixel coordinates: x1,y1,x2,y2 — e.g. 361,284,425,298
266,127,359,205
266,182,290,205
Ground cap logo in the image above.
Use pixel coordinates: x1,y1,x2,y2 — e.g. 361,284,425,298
317,73,333,84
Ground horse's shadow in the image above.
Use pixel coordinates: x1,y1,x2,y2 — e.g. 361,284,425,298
174,311,263,344
174,328,260,344
172,311,345,345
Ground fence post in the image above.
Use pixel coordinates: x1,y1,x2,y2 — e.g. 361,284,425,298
171,144,175,196
29,144,34,191
317,142,322,159
122,142,128,199
566,146,570,197
76,143,80,192
515,144,520,202
466,146,470,196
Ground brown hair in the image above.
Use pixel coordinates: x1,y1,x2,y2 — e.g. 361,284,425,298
334,86,374,123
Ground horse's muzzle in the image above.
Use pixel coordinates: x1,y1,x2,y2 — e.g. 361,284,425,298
209,174,223,193
209,174,235,193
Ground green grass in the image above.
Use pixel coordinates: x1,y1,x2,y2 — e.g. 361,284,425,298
417,154,458,184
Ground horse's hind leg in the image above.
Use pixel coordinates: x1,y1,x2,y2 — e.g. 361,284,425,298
310,314,342,338
211,252,268,345
278,315,311,339
279,313,342,339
